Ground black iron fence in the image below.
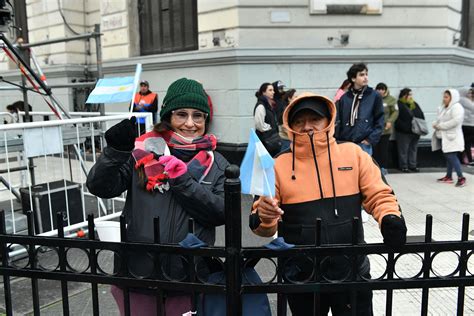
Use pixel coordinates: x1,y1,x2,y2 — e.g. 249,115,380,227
0,165,472,316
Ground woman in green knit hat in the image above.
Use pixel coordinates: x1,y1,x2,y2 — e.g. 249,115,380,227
87,78,229,315
394,88,426,172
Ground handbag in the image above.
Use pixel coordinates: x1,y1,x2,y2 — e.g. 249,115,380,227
411,117,429,136
258,129,282,156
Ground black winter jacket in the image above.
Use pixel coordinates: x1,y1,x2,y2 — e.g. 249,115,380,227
86,146,229,281
335,86,384,145
394,101,425,134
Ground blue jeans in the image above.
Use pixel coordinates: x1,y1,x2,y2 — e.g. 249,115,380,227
358,143,373,156
444,152,463,178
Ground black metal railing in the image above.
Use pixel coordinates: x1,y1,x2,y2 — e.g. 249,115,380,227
0,165,472,316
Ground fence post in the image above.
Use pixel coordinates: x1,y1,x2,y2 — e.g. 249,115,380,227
350,217,360,316
120,215,131,316
0,211,13,316
87,214,100,316
457,213,470,316
153,217,165,315
27,211,40,316
57,212,70,316
312,218,322,316
224,165,242,316
421,214,433,316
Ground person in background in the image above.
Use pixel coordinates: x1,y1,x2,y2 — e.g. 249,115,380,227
374,83,399,174
87,78,229,315
335,63,384,223
254,82,282,157
10,100,33,122
334,79,351,103
335,63,384,156
4,104,19,124
132,80,158,134
458,84,474,166
279,88,297,152
250,92,406,315
432,89,466,187
273,80,287,127
394,88,425,173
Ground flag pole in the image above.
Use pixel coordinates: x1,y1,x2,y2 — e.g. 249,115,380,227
262,168,274,200
129,63,143,115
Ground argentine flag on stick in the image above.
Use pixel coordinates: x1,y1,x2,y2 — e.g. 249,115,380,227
86,64,142,104
240,129,275,198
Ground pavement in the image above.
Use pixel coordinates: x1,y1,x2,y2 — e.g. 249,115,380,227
0,167,473,315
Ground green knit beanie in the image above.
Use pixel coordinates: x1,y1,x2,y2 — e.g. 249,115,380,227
160,78,210,119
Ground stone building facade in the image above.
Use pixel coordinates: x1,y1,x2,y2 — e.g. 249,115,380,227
1,0,473,163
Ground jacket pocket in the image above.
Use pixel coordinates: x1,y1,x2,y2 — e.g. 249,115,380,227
446,130,456,141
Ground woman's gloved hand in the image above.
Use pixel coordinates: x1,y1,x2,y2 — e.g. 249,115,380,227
381,214,407,248
158,155,187,178
105,117,137,151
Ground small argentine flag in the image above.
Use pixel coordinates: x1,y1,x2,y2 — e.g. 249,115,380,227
240,129,275,197
86,64,142,104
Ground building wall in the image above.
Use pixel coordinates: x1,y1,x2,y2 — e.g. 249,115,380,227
3,47,472,144
2,0,464,69
198,0,464,50
1,0,473,153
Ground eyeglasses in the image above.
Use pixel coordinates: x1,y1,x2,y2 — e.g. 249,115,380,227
171,110,208,124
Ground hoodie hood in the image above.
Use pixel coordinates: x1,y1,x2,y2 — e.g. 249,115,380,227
447,89,460,107
282,92,336,157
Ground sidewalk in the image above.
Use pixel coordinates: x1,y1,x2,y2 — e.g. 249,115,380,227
367,169,474,315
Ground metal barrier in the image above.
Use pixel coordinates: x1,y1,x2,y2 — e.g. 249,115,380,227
0,166,472,315
0,113,152,239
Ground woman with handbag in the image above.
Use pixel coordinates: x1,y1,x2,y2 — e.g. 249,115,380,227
87,78,229,315
394,88,425,172
254,82,282,157
432,89,466,187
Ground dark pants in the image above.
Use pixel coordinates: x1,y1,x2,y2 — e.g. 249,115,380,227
462,125,474,163
111,286,192,316
287,290,373,316
373,134,390,168
444,152,464,178
396,132,420,169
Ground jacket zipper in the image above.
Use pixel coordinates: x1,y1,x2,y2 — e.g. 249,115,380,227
308,132,324,199
309,133,339,218
165,199,178,276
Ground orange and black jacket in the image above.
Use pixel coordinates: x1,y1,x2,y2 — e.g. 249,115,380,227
133,91,158,124
250,93,402,276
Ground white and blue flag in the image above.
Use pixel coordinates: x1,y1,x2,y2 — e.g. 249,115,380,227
240,129,275,197
86,64,142,104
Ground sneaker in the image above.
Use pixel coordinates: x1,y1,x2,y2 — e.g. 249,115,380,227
455,177,466,187
437,176,453,183
409,168,420,173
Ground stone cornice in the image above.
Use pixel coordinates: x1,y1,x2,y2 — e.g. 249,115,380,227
1,47,473,81
101,47,474,74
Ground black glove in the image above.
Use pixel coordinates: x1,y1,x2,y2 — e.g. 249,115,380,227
105,117,137,151
381,214,407,248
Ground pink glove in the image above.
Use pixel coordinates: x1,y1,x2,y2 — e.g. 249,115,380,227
158,155,187,179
